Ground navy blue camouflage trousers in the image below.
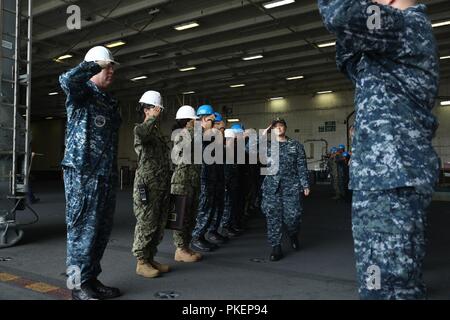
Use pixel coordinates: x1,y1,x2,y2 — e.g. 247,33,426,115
261,183,303,247
64,168,117,285
192,181,219,239
208,183,225,233
219,185,240,230
352,187,432,300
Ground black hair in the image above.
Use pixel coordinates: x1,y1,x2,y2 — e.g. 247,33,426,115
271,119,287,128
136,103,155,114
172,118,191,130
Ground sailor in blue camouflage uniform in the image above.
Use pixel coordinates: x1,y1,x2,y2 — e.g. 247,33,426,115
318,0,440,299
260,119,310,261
206,113,228,245
59,46,122,300
219,127,245,238
190,105,220,252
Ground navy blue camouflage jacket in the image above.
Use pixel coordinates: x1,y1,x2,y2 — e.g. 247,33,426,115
318,0,440,193
59,61,121,177
262,138,310,195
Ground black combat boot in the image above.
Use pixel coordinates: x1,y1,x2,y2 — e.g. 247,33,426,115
290,234,300,251
214,232,229,243
206,231,227,244
72,281,100,300
91,279,121,299
191,237,214,252
269,245,283,262
231,225,245,234
220,227,238,238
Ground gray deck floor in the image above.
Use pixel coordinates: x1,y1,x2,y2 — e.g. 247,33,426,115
0,182,449,300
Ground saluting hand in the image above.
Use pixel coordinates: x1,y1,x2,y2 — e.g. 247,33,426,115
263,124,272,136
145,106,162,121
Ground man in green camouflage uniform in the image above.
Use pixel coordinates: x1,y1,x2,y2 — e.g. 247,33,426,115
171,105,202,262
132,91,171,278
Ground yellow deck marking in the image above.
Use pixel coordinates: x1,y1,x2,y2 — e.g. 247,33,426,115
0,273,19,281
25,282,59,293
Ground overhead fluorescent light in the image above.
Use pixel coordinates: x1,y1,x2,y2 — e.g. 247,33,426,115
131,76,148,81
441,100,450,106
318,41,336,48
286,75,304,80
179,66,197,72
45,117,54,120
441,55,450,60
148,8,160,15
56,54,73,61
432,20,450,28
174,21,199,31
269,97,284,101
230,84,245,88
48,92,59,96
106,40,126,48
317,90,333,95
227,119,240,123
183,91,195,95
263,0,295,9
242,54,264,61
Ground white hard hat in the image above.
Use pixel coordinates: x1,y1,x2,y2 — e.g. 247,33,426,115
85,46,119,65
224,129,236,139
139,90,163,108
176,105,198,120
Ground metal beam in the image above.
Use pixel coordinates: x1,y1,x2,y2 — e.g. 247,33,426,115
33,29,330,81
110,59,341,99
32,60,341,105
38,0,269,59
32,16,328,81
40,1,315,62
27,0,80,17
34,0,171,42
114,22,327,74
33,44,336,92
31,27,316,79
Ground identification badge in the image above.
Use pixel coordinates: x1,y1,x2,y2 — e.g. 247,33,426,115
95,115,106,128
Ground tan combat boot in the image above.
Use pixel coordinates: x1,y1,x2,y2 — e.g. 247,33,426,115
188,248,203,261
149,260,171,273
136,259,160,278
175,248,200,263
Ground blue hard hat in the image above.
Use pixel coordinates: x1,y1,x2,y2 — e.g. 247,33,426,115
214,112,223,122
338,144,346,150
330,147,338,153
230,124,244,133
343,152,350,158
197,105,214,116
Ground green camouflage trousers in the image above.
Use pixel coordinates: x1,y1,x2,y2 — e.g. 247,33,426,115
132,186,170,261
352,187,432,300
